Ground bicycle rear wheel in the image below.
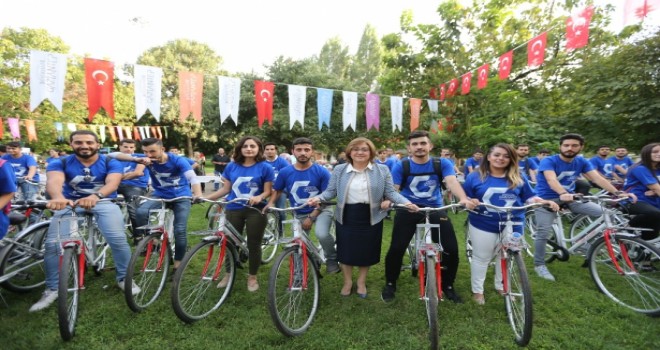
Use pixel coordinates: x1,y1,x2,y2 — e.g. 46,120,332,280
588,233,660,316
171,239,236,323
58,247,79,341
0,222,48,292
90,226,108,274
504,251,533,346
125,234,171,312
261,211,280,264
424,255,439,350
268,246,320,337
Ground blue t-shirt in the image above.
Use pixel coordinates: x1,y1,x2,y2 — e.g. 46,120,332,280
119,156,149,189
375,158,396,171
518,158,538,178
265,157,290,181
535,155,595,199
274,164,331,215
392,158,455,206
136,153,193,198
47,155,122,200
1,154,40,182
463,173,536,234
45,156,60,165
607,156,633,178
624,165,660,208
222,161,275,210
590,156,611,178
464,157,481,174
0,160,18,239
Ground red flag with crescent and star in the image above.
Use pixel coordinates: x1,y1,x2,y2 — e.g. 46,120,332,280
461,72,472,95
429,87,437,100
527,32,547,67
566,6,594,50
624,0,660,26
498,51,513,80
84,58,115,121
477,64,489,89
447,79,459,97
439,84,446,101
254,80,275,128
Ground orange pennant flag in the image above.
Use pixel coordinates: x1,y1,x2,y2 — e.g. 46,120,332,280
25,119,38,141
108,125,117,142
133,127,141,140
179,71,204,122
409,98,422,131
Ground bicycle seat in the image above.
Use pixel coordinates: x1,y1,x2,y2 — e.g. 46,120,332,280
9,212,28,225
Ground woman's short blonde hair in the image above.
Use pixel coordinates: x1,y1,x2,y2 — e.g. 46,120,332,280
344,137,377,164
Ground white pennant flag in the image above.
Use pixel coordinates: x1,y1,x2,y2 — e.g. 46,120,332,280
427,99,438,114
30,50,67,112
98,125,106,143
139,126,147,140
288,85,307,130
390,96,403,132
134,64,163,121
218,76,241,125
342,91,358,131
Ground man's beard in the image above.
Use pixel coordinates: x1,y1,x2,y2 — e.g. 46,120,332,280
560,150,577,159
74,148,98,159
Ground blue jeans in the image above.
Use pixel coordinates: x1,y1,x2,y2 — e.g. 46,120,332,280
44,202,132,290
17,178,37,201
136,197,191,261
533,200,602,266
295,207,336,262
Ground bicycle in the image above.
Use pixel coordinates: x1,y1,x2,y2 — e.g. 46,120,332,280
265,202,335,337
476,202,549,346
170,197,251,324
393,203,463,350
124,196,191,313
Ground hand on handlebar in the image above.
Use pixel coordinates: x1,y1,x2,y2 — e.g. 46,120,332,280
459,198,477,210
47,197,75,211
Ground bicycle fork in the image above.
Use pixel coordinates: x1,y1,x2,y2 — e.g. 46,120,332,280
143,232,169,273
289,241,308,291
418,252,442,300
59,240,86,289
603,229,637,275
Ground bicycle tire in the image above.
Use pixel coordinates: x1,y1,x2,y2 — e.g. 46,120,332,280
171,239,236,323
125,234,171,312
568,214,596,252
261,211,280,264
408,244,418,277
465,229,473,264
90,226,107,275
504,251,533,346
424,255,439,350
0,222,48,292
268,246,320,337
588,233,660,316
58,247,79,341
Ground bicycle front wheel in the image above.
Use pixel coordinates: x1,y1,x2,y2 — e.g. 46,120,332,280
424,255,439,350
0,222,48,292
125,234,171,312
504,251,533,346
171,239,236,323
588,234,660,316
58,247,79,341
261,212,280,264
268,246,320,337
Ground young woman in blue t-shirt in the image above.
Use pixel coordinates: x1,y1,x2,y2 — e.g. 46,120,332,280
463,143,558,305
623,142,660,240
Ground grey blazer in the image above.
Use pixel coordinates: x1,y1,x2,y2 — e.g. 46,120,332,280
318,163,410,225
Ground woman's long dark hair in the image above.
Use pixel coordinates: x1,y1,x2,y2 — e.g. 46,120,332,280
628,142,660,179
232,136,265,164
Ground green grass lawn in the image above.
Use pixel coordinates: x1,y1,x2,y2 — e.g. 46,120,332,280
0,205,658,349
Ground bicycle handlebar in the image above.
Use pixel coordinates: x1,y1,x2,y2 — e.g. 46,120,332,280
195,197,248,205
11,200,49,210
392,203,464,212
478,202,549,212
138,196,193,203
269,201,336,213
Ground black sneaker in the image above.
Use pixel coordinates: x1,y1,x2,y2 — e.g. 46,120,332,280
381,283,396,303
442,286,463,304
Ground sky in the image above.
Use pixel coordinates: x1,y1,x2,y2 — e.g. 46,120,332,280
0,1,651,75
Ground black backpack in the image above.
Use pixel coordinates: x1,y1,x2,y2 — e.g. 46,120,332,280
400,158,445,190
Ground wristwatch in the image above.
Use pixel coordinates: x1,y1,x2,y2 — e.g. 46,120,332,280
94,192,105,199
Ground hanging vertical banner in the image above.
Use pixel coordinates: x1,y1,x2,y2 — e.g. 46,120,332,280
98,125,106,143
30,50,67,112
365,93,380,131
108,125,117,142
288,85,307,130
0,118,4,139
84,58,115,121
124,126,133,139
67,122,77,132
390,96,403,132
134,64,163,122
8,118,20,138
409,98,422,131
447,79,459,97
342,91,358,131
25,120,37,141
477,64,489,89
499,50,513,80
218,76,241,125
254,80,275,128
317,88,333,130
178,71,203,122
566,6,594,50
439,84,446,101
461,72,472,95
116,126,124,141
527,32,547,67
54,122,64,142
427,100,438,115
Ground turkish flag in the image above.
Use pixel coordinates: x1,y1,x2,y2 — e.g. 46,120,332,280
84,58,115,121
439,84,446,101
528,32,547,67
566,6,594,50
624,0,660,26
477,64,489,89
447,78,459,97
499,51,513,80
254,80,275,128
429,87,437,99
460,72,472,95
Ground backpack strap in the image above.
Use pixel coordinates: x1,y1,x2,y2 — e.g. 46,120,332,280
401,158,444,189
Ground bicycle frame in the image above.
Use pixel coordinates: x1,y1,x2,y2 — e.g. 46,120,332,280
414,209,443,300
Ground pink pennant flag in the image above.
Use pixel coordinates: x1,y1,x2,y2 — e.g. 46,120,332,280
8,118,20,139
365,93,380,131
116,126,124,141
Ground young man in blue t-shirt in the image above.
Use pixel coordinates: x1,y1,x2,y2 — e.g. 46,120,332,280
381,131,475,303
264,142,290,227
464,149,484,175
516,144,538,182
2,141,39,201
30,130,135,312
116,139,150,243
533,134,636,281
267,137,339,274
0,158,17,239
607,147,634,182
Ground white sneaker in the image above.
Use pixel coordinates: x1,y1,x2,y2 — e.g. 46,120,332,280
534,265,556,281
118,279,141,295
29,290,58,312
